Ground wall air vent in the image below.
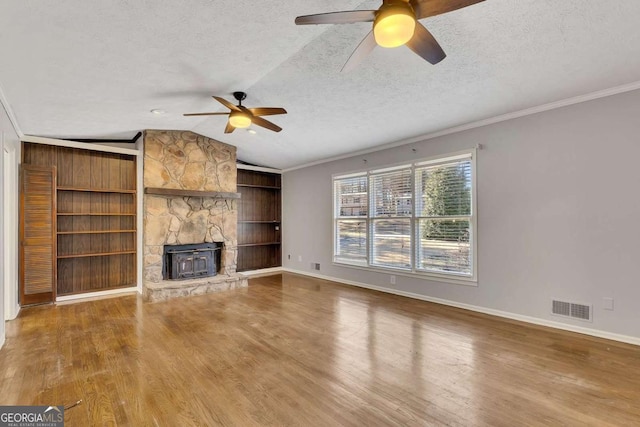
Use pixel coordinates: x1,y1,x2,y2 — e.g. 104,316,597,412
552,299,592,322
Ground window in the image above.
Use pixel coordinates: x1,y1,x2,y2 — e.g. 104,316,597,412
333,151,475,281
370,166,412,269
415,158,472,276
334,174,368,265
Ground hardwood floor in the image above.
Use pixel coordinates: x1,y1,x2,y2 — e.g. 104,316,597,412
1,273,639,426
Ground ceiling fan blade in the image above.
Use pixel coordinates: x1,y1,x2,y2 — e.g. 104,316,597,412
224,122,236,134
412,0,485,20
248,107,287,117
183,112,230,117
341,30,376,73
213,96,241,112
295,10,376,25
406,23,446,65
251,116,282,133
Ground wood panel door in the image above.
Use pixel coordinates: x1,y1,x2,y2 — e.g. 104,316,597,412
19,164,56,305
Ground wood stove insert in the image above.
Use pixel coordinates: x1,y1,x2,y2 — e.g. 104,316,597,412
163,243,222,280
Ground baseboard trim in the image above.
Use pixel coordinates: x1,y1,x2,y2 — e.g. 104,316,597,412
282,268,640,347
7,303,20,321
240,267,284,277
0,330,5,350
56,287,138,303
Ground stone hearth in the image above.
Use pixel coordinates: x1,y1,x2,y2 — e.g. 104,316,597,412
144,275,246,302
143,130,247,302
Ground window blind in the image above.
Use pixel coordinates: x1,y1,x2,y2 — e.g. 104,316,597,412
415,159,472,275
370,167,412,217
370,166,412,269
335,175,368,262
335,175,367,217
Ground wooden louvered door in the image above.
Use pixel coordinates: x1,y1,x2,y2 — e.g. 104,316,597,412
19,164,56,305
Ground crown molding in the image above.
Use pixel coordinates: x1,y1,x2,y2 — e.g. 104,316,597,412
22,134,141,156
0,81,24,138
283,80,640,173
237,163,282,174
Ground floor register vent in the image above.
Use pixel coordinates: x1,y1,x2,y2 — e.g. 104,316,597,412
551,299,592,322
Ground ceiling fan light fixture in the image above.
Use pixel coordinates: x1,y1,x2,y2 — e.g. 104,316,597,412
228,111,252,128
373,2,416,48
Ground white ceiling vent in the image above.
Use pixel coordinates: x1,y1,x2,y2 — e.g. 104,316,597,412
552,299,592,322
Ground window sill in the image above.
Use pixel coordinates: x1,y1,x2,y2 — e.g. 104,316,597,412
332,260,478,287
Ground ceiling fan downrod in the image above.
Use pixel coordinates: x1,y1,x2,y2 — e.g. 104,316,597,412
233,91,247,106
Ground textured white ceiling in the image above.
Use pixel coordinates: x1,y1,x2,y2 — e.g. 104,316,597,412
1,0,640,169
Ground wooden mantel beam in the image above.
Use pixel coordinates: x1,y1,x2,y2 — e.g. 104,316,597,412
144,187,241,199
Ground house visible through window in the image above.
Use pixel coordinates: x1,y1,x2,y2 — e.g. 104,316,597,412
333,151,476,281
334,174,368,264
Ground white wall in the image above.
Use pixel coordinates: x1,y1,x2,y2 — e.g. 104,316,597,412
282,88,640,342
0,129,5,349
3,134,19,323
0,98,21,351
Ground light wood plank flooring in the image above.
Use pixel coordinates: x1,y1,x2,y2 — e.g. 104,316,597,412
1,273,639,426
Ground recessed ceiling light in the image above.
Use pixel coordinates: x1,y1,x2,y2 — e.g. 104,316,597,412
247,129,257,135
150,109,166,115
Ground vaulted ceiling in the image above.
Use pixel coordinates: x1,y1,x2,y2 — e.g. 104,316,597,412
1,1,640,169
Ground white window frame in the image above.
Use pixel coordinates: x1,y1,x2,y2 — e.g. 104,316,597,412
333,149,477,285
333,172,369,267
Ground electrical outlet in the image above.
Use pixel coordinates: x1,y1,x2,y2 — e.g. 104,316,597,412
297,255,302,262
390,275,396,285
603,297,614,311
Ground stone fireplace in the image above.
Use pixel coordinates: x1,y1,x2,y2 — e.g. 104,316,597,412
142,130,247,302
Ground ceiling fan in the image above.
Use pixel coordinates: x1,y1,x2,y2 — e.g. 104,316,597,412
295,0,485,72
183,92,287,133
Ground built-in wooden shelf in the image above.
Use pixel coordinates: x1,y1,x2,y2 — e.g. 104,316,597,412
57,250,136,259
145,187,241,199
57,212,136,216
23,142,137,297
237,242,281,247
58,186,136,194
57,230,136,235
237,169,281,271
53,284,135,297
237,184,281,189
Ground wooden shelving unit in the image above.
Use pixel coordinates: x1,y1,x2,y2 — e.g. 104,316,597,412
57,213,136,216
238,220,280,224
57,230,136,235
237,169,281,271
57,186,136,193
57,250,137,259
237,242,281,247
22,143,137,296
237,184,280,189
